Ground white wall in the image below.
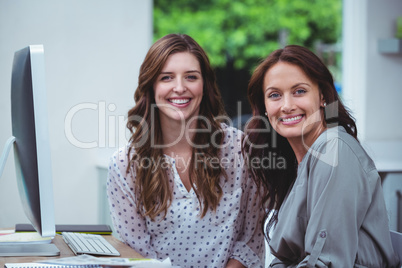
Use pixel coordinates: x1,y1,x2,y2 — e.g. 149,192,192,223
366,0,402,141
0,0,152,228
343,0,402,141
343,0,402,232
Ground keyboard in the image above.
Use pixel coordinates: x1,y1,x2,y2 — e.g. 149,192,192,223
62,232,120,256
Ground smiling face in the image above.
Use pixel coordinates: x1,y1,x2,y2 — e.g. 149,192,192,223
153,52,204,125
263,61,326,147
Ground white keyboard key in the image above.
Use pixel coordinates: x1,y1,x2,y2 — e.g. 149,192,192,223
62,232,120,256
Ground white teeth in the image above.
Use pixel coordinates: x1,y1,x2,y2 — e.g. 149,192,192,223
170,99,190,104
282,115,302,122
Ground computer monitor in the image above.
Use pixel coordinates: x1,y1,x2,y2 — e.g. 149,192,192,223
0,45,60,256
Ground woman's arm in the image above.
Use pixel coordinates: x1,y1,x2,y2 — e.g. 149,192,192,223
229,159,265,267
106,148,157,258
298,137,372,267
224,126,265,267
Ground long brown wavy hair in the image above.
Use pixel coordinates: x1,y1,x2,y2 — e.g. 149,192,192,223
126,34,227,220
243,45,357,239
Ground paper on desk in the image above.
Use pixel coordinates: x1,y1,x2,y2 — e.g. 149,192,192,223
39,254,173,267
0,229,14,235
0,231,52,244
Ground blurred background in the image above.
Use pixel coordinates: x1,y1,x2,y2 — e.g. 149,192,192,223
0,0,401,255
154,0,343,119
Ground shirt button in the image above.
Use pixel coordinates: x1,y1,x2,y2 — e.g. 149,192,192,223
320,231,327,238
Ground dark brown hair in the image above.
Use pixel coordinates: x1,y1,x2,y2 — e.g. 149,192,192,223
243,45,357,239
126,34,226,220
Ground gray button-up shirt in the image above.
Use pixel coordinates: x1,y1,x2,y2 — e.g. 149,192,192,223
269,126,400,267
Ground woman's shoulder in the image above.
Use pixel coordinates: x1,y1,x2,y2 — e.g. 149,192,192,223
219,122,244,148
309,126,376,173
220,122,244,138
112,143,132,156
110,144,133,166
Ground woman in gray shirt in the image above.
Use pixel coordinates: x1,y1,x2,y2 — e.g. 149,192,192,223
243,45,400,267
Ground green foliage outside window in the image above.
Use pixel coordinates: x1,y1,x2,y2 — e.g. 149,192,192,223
154,0,342,71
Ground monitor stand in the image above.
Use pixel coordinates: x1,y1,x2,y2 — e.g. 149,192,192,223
0,136,15,178
0,243,60,256
0,137,60,257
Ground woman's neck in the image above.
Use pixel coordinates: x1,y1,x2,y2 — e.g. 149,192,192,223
159,117,196,192
160,117,197,156
288,124,327,164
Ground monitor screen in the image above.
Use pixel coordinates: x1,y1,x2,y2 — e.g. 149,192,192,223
0,45,59,256
11,45,56,238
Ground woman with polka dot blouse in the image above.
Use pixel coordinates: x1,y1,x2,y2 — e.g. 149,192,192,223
107,34,265,268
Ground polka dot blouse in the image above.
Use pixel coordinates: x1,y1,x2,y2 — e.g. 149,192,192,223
106,124,265,268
